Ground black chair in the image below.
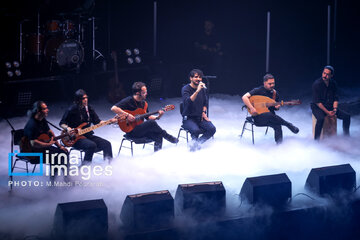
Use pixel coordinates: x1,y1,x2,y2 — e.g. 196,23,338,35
118,134,154,156
177,102,190,143
11,129,38,173
240,106,268,144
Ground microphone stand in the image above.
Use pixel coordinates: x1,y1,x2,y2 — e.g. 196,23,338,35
202,75,217,117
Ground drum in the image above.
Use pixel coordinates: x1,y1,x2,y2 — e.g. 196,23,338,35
56,39,84,69
26,33,44,55
45,38,84,70
46,20,62,34
63,20,76,38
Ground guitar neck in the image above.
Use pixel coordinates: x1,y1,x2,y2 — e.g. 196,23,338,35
78,119,112,135
266,101,294,107
135,111,159,120
53,133,68,141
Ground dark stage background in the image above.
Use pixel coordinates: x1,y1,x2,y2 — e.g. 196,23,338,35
1,0,359,111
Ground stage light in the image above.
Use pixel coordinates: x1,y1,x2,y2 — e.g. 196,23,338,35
125,49,132,56
7,71,14,77
15,70,21,76
135,56,141,63
127,58,134,64
133,48,140,55
13,61,20,68
5,62,11,68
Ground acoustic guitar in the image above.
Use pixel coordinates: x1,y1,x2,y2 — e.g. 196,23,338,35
61,117,117,147
20,132,69,153
108,51,127,104
248,95,301,116
117,105,175,133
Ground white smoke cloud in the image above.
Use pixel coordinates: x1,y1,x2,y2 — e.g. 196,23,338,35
0,94,359,238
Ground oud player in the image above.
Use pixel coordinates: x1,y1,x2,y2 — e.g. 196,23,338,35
111,81,178,152
242,73,299,144
60,89,116,162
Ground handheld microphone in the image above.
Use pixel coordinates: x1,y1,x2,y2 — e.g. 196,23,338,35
201,82,207,89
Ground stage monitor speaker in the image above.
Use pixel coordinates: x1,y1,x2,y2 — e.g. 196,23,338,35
240,173,291,207
120,190,174,231
305,163,356,196
53,199,108,240
174,181,226,218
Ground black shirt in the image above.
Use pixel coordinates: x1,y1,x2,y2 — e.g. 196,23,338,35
115,96,148,112
312,77,339,110
59,104,101,137
181,84,208,117
24,117,50,140
249,86,279,113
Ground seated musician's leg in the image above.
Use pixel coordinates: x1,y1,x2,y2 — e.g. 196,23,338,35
311,106,326,140
73,138,96,162
87,135,113,160
336,109,351,136
182,118,202,140
254,113,283,144
198,121,216,143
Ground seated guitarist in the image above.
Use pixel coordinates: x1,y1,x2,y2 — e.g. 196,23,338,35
60,89,116,162
24,101,68,177
111,81,178,151
242,73,299,144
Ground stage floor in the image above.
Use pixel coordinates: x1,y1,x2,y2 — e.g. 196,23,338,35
1,94,360,239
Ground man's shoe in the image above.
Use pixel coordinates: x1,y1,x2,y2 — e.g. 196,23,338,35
164,133,179,144
287,123,299,134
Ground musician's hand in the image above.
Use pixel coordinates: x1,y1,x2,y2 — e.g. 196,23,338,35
275,104,281,109
126,113,136,122
197,82,206,92
157,110,164,119
327,110,336,117
202,112,210,121
250,107,258,115
48,137,56,146
60,146,68,153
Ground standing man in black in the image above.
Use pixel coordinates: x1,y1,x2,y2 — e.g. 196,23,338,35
60,89,115,162
111,82,178,152
181,69,216,150
242,73,299,144
311,65,350,140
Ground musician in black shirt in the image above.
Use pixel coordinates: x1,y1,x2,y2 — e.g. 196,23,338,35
181,69,216,150
311,66,350,140
60,89,115,162
242,73,299,144
111,82,178,152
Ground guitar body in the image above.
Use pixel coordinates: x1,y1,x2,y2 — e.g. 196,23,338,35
249,95,275,115
248,95,301,116
118,107,147,133
61,122,87,147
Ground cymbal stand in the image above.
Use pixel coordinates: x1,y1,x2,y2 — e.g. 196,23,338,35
91,17,104,61
36,11,41,63
19,21,23,64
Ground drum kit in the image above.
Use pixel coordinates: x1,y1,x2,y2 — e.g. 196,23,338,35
23,13,86,71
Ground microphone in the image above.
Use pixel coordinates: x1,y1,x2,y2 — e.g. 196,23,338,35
200,82,207,89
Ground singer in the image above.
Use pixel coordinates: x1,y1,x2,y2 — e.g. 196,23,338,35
181,69,216,151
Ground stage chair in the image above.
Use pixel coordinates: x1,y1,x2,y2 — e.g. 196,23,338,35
240,105,269,144
118,134,154,157
11,129,38,174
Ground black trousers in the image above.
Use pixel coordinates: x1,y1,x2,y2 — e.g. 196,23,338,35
253,112,292,144
311,105,350,140
73,135,113,161
128,120,166,151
